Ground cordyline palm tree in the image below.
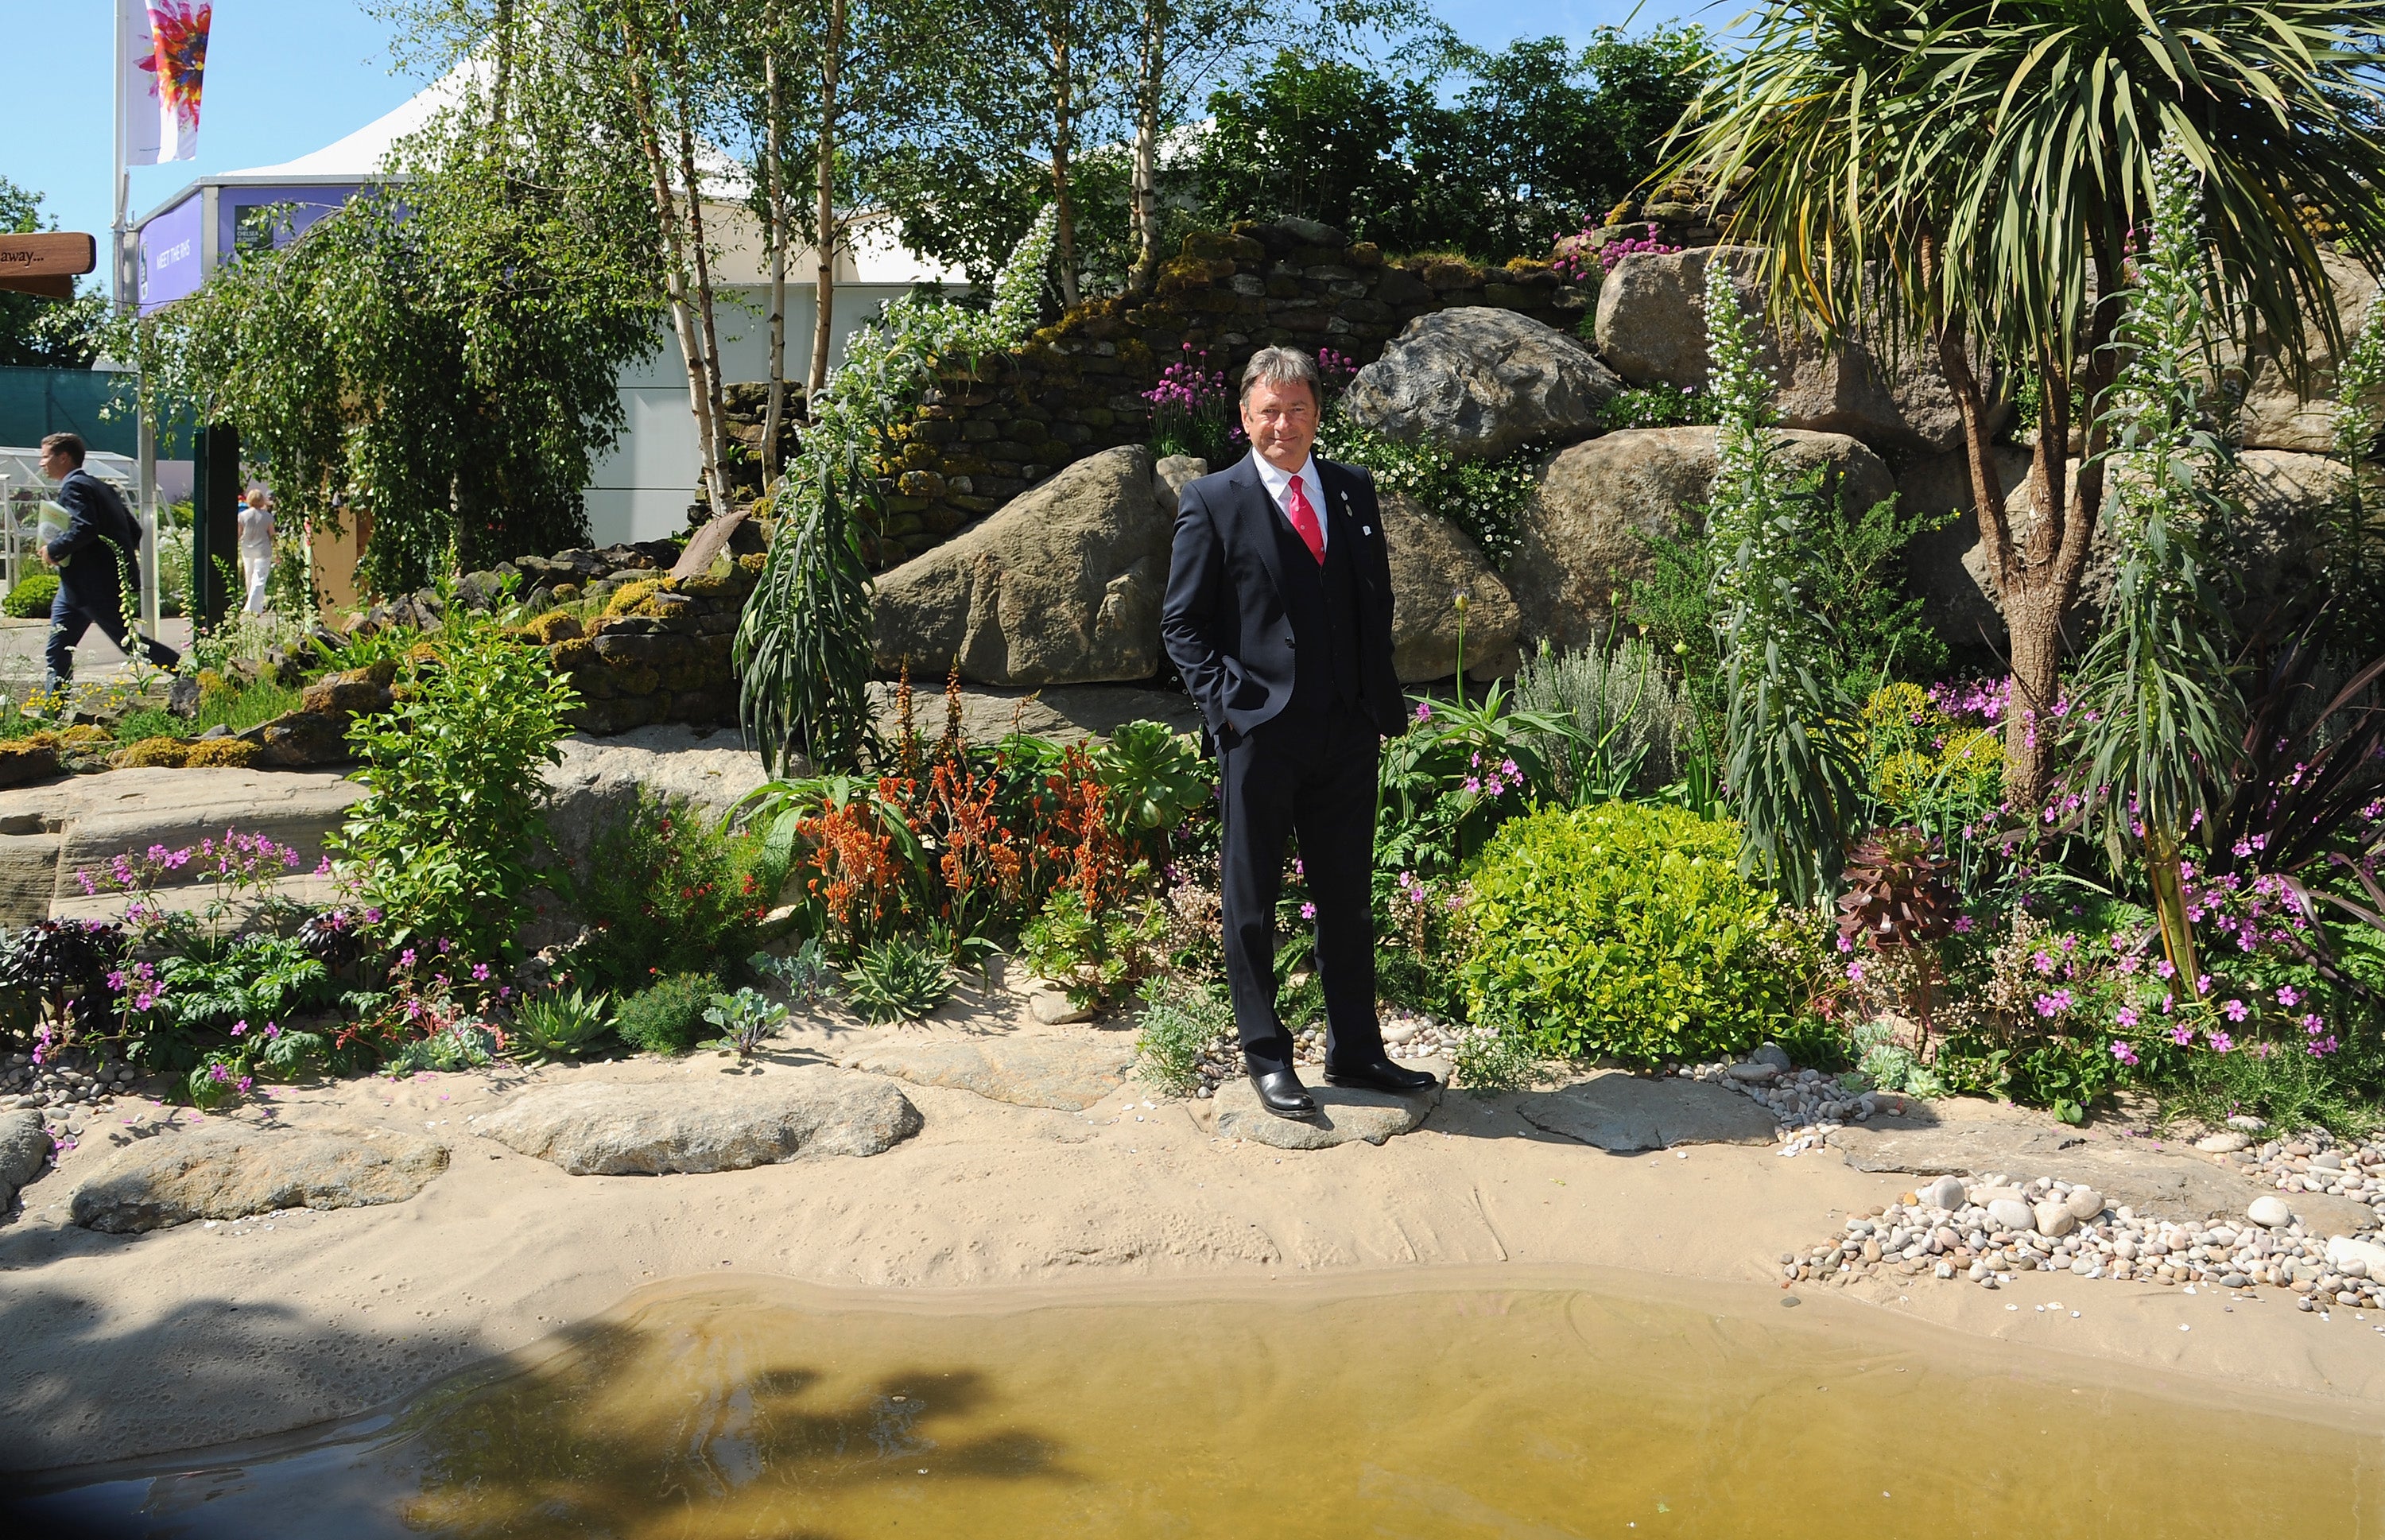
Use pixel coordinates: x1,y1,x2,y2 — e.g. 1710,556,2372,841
1666,0,2385,809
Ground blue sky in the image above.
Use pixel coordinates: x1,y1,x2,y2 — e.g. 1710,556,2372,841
6,0,1708,288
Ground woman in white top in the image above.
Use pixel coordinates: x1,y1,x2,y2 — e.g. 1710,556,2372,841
236,488,274,615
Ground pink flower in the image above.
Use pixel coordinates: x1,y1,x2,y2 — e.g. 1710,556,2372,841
2276,984,2302,1007
1413,702,1432,723
471,963,491,982
230,1020,246,1037
2221,999,2249,1022
2115,1007,2139,1028
1300,902,1317,920
1953,915,1974,933
2171,1025,2194,1045
2110,1041,2139,1066
2207,1030,2234,1053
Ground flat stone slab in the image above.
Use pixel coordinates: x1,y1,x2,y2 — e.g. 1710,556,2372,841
0,766,363,925
0,1108,51,1208
1830,1118,2374,1230
841,1037,1134,1111
1514,1073,1780,1153
543,726,775,868
70,1123,448,1233
474,1066,922,1175
1212,1077,1438,1150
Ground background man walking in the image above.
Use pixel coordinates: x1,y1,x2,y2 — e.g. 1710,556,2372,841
1160,347,1436,1118
35,433,179,694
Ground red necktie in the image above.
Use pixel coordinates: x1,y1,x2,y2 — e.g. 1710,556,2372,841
1286,472,1324,564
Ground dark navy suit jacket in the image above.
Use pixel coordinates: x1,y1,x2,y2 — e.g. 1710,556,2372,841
47,468,143,610
1160,452,1405,742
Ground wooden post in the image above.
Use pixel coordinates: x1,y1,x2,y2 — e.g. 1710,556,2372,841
190,424,239,627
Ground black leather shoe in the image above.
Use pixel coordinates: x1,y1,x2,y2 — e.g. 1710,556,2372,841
1324,1058,1440,1094
1247,1068,1317,1118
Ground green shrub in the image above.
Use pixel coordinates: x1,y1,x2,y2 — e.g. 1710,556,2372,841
1461,802,1801,1064
615,972,715,1055
330,626,577,960
4,573,57,619
1020,887,1165,1010
565,792,782,991
1133,976,1232,1096
509,986,614,1061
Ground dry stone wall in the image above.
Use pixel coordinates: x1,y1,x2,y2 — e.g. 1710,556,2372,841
860,219,1594,571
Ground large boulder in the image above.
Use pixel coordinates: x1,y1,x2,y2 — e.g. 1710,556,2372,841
541,723,777,871
1594,247,2001,454
2228,248,2385,452
1383,492,1519,681
1894,445,2034,654
1507,426,1894,650
0,1108,51,1211
70,1123,449,1232
473,1066,921,1175
872,445,1169,685
1340,307,1622,460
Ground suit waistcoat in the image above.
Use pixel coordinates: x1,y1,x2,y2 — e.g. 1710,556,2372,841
1267,492,1363,715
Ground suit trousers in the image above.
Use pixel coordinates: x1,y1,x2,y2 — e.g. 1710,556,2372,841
1216,699,1384,1074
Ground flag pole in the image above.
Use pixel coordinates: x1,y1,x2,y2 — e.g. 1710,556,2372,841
115,2,162,640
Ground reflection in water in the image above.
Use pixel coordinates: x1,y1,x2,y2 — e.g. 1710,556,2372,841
17,1276,2383,1539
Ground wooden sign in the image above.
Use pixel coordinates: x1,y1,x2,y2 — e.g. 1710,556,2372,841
0,233,98,300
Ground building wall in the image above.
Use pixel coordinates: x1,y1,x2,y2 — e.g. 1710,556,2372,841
584,280,928,546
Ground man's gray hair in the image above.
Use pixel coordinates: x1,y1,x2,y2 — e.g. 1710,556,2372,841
1239,345,1321,405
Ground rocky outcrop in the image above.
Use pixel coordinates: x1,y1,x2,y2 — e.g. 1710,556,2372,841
474,1066,922,1175
69,1123,449,1232
541,724,778,871
1594,247,2001,454
1507,426,1894,650
871,446,1171,686
2229,248,2385,452
1893,445,2035,653
1382,492,1518,681
1340,307,1621,460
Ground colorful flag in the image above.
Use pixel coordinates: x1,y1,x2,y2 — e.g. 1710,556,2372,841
119,0,211,165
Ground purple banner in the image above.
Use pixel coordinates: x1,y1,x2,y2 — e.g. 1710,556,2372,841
138,194,204,312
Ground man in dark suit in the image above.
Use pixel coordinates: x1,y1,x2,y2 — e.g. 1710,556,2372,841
1160,347,1437,1117
35,433,179,694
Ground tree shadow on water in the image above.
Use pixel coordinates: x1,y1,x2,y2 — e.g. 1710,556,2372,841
394,1319,1076,1539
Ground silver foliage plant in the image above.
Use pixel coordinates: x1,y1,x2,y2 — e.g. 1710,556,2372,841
735,207,1060,773
2068,145,2247,991
1512,634,1685,796
1704,255,1859,906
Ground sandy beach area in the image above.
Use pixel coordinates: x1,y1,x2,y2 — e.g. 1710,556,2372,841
6,983,2385,1477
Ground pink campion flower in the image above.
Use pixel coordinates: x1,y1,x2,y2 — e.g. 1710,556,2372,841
2154,960,2176,979
231,1020,246,1037
2221,999,2249,1022
1292,858,1304,879
1300,902,1317,920
471,963,491,982
1836,933,1853,953
2115,1007,2139,1028
437,937,452,954
399,948,417,968
1848,960,1867,983
2276,984,2302,1007
1953,915,1974,934
1500,758,1520,780
75,871,95,897
264,1023,279,1039
1462,777,1482,794
2031,950,2056,976
2171,1024,2194,1045
2304,1013,2327,1035
2111,1041,2139,1067
238,1076,253,1092
2208,1030,2234,1053
1414,702,1432,724
2115,954,2141,976
313,855,333,877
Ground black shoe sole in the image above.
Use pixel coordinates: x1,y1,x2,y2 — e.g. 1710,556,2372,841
1257,1100,1318,1119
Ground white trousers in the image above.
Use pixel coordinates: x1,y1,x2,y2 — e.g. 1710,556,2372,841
242,554,272,615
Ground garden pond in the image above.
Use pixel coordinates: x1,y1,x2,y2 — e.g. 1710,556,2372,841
13,1270,2378,1538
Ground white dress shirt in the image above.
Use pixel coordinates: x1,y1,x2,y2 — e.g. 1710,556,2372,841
1250,448,1327,552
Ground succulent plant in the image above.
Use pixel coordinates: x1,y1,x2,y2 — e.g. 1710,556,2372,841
1836,826,1956,952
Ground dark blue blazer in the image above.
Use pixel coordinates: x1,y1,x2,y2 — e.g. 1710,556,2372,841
48,468,142,609
1161,452,1405,741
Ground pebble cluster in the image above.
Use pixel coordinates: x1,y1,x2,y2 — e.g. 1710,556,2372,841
2,1048,135,1146
1672,1045,1893,1153
1189,1008,1458,1098
2211,1124,2385,1232
1782,1170,2385,1313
